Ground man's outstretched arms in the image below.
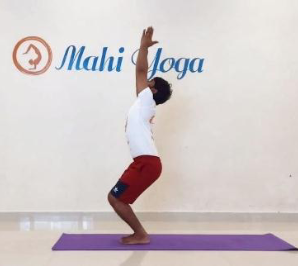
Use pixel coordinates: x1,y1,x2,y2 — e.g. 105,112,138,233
135,27,158,96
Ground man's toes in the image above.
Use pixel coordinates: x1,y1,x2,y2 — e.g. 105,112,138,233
120,234,135,243
120,234,150,245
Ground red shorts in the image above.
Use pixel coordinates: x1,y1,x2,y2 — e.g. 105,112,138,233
110,155,162,204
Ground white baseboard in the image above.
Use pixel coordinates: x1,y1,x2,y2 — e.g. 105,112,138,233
0,211,298,222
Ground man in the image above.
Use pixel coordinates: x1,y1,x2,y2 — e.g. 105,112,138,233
108,26,173,245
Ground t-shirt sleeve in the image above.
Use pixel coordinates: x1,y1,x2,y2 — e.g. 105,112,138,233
138,87,155,107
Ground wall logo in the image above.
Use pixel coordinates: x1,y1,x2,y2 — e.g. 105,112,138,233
12,36,52,75
13,36,204,79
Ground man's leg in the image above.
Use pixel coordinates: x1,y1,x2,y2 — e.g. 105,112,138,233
107,192,150,244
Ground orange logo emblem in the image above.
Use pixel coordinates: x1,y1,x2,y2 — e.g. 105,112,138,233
12,36,52,75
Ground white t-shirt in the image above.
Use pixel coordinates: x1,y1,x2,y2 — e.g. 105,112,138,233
125,87,159,158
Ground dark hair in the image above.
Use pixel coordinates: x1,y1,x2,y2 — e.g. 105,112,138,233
152,77,173,105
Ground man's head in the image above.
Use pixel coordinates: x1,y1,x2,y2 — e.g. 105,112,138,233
148,77,172,105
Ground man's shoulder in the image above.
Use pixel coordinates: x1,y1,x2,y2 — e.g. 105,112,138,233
137,87,152,97
138,87,155,107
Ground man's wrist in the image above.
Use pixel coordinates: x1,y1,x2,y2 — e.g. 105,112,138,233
140,45,149,50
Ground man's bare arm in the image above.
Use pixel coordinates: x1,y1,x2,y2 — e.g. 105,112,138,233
136,27,158,96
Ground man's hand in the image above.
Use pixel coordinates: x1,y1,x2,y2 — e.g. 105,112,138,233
135,27,158,95
140,26,158,48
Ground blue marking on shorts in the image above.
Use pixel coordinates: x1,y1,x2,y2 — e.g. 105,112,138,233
110,180,129,198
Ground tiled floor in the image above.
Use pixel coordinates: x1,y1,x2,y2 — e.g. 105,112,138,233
0,212,297,266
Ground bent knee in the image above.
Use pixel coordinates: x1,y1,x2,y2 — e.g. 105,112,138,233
107,192,117,206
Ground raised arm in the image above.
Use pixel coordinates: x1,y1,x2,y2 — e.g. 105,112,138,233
135,27,158,96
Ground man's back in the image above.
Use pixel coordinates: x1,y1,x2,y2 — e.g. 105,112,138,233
125,87,158,158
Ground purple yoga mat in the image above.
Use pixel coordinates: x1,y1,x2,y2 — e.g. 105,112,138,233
52,233,298,251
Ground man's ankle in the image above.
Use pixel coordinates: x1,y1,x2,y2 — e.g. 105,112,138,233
134,229,148,236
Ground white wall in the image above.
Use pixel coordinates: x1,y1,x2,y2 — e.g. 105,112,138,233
1,0,297,212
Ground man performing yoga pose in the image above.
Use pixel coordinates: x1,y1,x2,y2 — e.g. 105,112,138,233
108,26,173,245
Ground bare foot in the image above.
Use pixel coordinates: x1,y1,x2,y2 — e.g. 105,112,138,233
120,233,135,242
120,233,150,245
